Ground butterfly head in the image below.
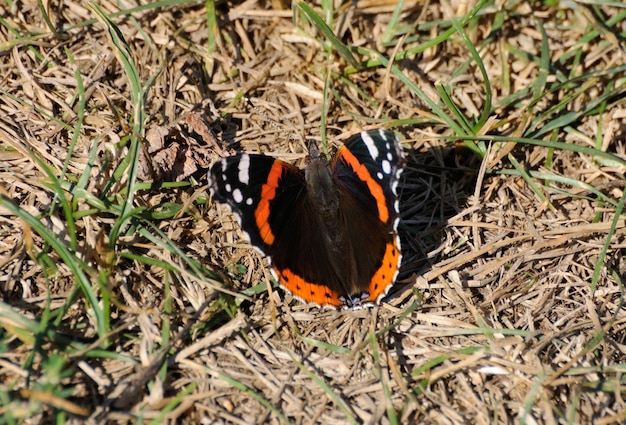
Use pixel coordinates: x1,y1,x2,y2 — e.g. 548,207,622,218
305,141,339,218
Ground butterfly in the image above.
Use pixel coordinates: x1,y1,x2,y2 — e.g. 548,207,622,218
208,129,404,309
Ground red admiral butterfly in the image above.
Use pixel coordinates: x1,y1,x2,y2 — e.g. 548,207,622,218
208,129,404,309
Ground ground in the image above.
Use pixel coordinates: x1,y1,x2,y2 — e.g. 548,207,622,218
1,0,626,424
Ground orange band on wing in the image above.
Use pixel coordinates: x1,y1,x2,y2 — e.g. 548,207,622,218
254,162,284,246
337,147,389,223
275,268,343,308
367,240,400,302
274,240,399,308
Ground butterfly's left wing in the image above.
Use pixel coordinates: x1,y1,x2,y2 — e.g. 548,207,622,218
208,154,306,255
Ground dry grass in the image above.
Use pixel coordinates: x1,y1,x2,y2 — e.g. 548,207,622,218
1,0,626,423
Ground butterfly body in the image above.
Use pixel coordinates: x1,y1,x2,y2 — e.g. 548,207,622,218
209,129,404,309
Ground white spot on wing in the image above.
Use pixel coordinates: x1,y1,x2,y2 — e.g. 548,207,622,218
361,131,379,160
225,183,232,192
238,155,250,185
246,198,253,205
377,172,383,180
391,178,400,193
233,188,243,203
382,160,391,175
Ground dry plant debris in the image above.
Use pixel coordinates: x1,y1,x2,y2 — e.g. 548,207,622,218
1,0,625,424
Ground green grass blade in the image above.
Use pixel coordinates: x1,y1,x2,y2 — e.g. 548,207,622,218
0,194,107,339
370,332,398,425
507,153,552,210
382,0,406,44
450,17,493,133
591,188,626,294
297,2,360,69
90,3,145,245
